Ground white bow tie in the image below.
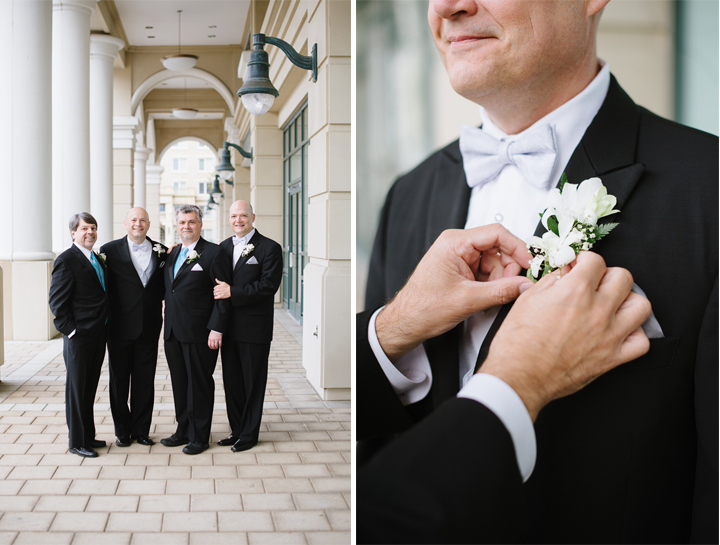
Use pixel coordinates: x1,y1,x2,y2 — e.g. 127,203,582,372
232,236,245,246
459,123,558,190
131,242,150,252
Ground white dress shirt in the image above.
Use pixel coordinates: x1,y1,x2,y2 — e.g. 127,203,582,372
368,62,611,481
127,237,154,287
232,228,256,268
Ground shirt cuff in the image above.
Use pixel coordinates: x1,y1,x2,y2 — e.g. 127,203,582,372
368,307,432,406
458,373,537,482
68,329,76,338
210,330,222,335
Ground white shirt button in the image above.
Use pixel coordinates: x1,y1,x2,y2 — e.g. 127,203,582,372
494,213,504,222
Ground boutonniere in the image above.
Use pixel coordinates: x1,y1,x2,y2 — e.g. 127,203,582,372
241,244,255,257
186,249,200,264
153,243,166,256
526,174,620,281
94,252,106,266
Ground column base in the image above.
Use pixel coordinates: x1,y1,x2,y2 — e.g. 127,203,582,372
302,262,350,401
11,261,58,341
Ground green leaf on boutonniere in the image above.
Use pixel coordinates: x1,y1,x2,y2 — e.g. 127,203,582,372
594,222,619,241
558,172,569,192
547,215,560,237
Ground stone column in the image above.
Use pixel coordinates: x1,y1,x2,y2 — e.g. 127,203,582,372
90,34,125,247
303,0,351,400
0,0,57,340
133,146,152,209
52,0,97,253
146,165,164,241
113,116,140,238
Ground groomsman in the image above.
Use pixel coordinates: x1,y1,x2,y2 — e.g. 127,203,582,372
163,204,232,455
214,200,283,452
100,208,167,447
49,213,109,458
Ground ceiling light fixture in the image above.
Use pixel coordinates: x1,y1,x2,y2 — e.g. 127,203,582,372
173,77,198,119
161,10,198,71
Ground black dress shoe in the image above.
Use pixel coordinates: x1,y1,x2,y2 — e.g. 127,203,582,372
132,435,154,446
69,447,98,458
87,439,106,449
217,435,239,446
182,442,209,455
160,434,189,447
116,436,132,447
231,440,258,453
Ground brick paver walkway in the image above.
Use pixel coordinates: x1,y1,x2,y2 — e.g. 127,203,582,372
0,313,350,544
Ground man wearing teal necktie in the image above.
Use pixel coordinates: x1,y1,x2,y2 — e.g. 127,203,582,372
49,212,110,458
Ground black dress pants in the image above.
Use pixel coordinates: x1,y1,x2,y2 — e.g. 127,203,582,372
164,333,219,444
221,341,271,443
63,330,106,448
107,332,159,438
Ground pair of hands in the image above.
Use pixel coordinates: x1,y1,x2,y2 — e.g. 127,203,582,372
375,224,651,421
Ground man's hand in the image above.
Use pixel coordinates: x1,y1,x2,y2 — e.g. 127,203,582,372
482,252,652,421
214,279,231,300
376,224,534,362
208,331,223,350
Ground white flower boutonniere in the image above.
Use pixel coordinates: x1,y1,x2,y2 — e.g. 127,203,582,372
153,243,166,256
526,174,620,281
95,252,106,266
241,244,255,258
186,249,200,264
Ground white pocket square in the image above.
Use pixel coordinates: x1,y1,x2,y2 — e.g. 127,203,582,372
191,263,203,271
247,256,259,265
631,283,664,339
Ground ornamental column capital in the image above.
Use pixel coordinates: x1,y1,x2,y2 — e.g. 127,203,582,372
90,34,125,61
52,0,97,16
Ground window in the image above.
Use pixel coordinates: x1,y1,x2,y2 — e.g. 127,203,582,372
198,158,213,172
198,182,207,194
172,158,187,172
173,181,187,193
160,204,166,212
172,141,188,149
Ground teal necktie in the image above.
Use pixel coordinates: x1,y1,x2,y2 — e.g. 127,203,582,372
174,246,189,278
90,253,105,291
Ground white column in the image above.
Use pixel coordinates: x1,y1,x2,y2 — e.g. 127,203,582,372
146,165,164,241
52,0,97,253
90,34,125,247
133,146,152,209
0,1,57,341
112,116,139,238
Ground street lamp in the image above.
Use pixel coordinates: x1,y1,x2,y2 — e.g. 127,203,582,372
209,175,224,201
237,33,318,115
216,141,252,181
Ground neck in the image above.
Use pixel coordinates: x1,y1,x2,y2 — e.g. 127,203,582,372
128,234,146,245
183,237,199,247
481,57,600,135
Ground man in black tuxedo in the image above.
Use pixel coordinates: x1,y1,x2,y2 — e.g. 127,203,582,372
359,234,652,544
361,0,718,542
100,207,167,447
162,204,231,455
213,200,283,452
49,212,109,458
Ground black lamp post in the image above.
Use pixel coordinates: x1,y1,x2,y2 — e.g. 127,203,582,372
217,142,252,182
237,33,318,115
209,175,224,201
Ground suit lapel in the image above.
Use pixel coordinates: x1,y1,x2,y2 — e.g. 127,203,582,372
172,238,204,284
119,235,144,288
70,244,104,290
478,76,646,370
234,231,260,274
422,142,470,405
424,142,472,250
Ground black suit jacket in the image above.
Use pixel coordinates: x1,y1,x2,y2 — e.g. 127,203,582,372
358,396,524,544
219,230,283,344
100,236,167,341
163,237,232,343
362,76,718,543
49,244,109,338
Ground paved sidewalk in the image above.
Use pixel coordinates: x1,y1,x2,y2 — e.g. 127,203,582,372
0,313,350,544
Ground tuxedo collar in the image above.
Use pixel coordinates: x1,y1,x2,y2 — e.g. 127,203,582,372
69,244,105,290
172,237,206,283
